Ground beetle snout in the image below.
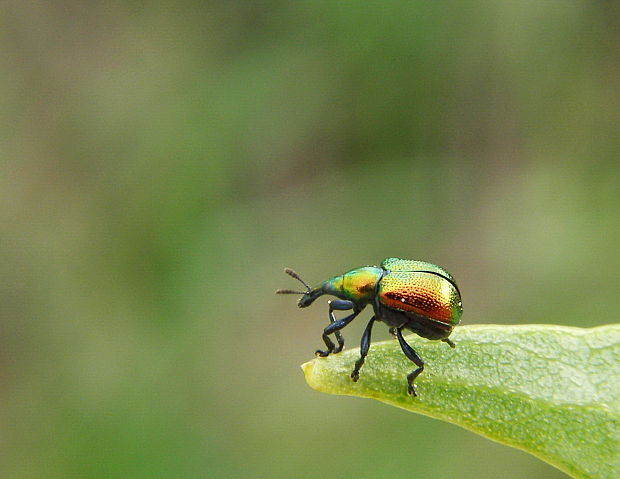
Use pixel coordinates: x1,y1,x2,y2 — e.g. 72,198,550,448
297,289,322,308
298,295,313,308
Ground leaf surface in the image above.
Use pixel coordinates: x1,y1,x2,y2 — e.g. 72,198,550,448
302,324,620,479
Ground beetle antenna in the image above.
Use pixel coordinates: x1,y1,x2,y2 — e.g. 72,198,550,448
275,267,312,296
283,267,312,291
275,288,307,295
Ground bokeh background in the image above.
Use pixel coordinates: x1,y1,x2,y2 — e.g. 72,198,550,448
2,2,619,478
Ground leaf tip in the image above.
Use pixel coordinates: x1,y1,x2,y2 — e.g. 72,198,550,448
302,358,329,393
301,359,315,382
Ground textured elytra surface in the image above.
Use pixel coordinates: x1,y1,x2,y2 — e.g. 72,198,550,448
302,324,620,479
380,258,456,282
379,271,462,324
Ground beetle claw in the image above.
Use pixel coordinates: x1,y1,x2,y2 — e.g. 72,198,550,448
315,349,329,357
407,385,418,397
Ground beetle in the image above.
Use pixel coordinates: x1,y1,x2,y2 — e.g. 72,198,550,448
276,258,462,396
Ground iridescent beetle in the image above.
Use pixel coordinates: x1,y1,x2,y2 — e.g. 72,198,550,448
276,258,462,396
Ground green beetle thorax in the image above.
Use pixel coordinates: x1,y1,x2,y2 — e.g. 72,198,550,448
321,266,383,304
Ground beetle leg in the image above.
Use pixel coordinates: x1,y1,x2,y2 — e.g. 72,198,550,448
315,303,360,357
328,299,354,353
442,338,456,349
351,316,376,382
395,328,424,397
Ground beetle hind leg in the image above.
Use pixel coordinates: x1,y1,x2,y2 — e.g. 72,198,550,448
396,328,424,397
442,338,456,348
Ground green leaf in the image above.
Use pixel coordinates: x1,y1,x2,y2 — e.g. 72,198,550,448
302,324,620,479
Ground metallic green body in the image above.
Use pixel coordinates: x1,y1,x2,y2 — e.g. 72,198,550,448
307,258,462,329
319,266,383,304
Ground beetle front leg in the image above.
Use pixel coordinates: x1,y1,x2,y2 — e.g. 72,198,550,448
396,328,424,397
351,316,376,382
315,301,360,357
328,299,354,353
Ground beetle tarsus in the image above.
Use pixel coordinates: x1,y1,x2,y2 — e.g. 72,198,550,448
406,367,424,396
407,383,418,397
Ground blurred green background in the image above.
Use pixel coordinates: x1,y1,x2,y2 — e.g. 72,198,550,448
2,2,619,478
